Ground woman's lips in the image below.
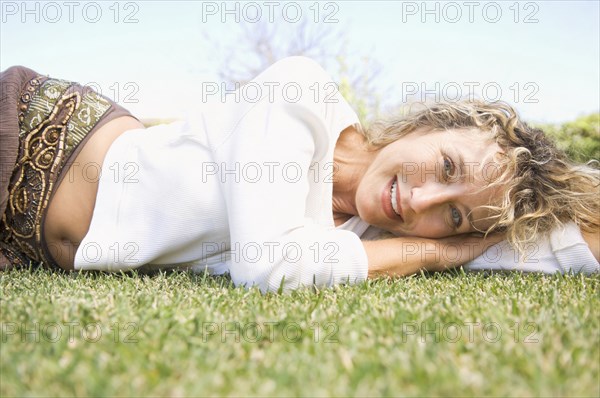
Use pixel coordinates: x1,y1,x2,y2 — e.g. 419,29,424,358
382,176,403,222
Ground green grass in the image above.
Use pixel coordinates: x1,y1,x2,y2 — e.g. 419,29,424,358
1,267,598,397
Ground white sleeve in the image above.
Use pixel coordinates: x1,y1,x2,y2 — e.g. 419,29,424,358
550,222,599,274
463,222,599,274
211,60,368,293
215,102,368,292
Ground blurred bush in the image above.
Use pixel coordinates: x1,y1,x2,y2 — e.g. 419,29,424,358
535,113,600,163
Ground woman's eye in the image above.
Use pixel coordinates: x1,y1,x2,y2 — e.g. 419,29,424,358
451,207,462,228
443,156,455,180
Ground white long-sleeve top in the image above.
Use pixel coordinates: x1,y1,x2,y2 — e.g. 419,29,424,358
74,57,370,292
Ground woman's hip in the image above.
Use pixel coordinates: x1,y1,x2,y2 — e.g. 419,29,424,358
0,65,141,270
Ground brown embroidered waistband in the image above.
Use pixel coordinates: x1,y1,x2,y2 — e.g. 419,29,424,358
1,75,112,267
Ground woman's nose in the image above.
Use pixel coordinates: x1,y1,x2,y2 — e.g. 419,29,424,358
409,183,454,214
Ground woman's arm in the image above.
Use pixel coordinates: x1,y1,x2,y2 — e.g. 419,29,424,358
364,234,504,278
211,57,372,293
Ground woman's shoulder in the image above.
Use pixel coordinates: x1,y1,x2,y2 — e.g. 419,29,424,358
255,56,332,83
248,56,340,107
197,57,359,151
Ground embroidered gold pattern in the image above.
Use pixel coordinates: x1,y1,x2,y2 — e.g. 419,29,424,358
0,76,112,267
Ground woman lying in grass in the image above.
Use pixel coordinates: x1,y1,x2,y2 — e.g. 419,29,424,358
1,57,598,292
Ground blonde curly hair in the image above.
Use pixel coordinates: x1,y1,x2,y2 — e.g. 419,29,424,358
361,100,600,253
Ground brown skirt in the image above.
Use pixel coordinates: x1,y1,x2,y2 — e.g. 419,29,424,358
0,66,138,269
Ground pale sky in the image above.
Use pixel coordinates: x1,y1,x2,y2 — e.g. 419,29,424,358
1,0,598,123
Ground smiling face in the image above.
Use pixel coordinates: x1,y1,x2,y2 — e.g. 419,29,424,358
355,128,504,238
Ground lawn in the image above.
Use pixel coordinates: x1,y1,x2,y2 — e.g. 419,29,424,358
1,267,598,397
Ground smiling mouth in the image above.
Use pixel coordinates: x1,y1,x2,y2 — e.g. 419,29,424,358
390,177,402,219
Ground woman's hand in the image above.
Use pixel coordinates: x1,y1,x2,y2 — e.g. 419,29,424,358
363,233,505,278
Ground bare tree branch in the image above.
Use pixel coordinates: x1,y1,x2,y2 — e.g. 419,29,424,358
202,17,385,125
